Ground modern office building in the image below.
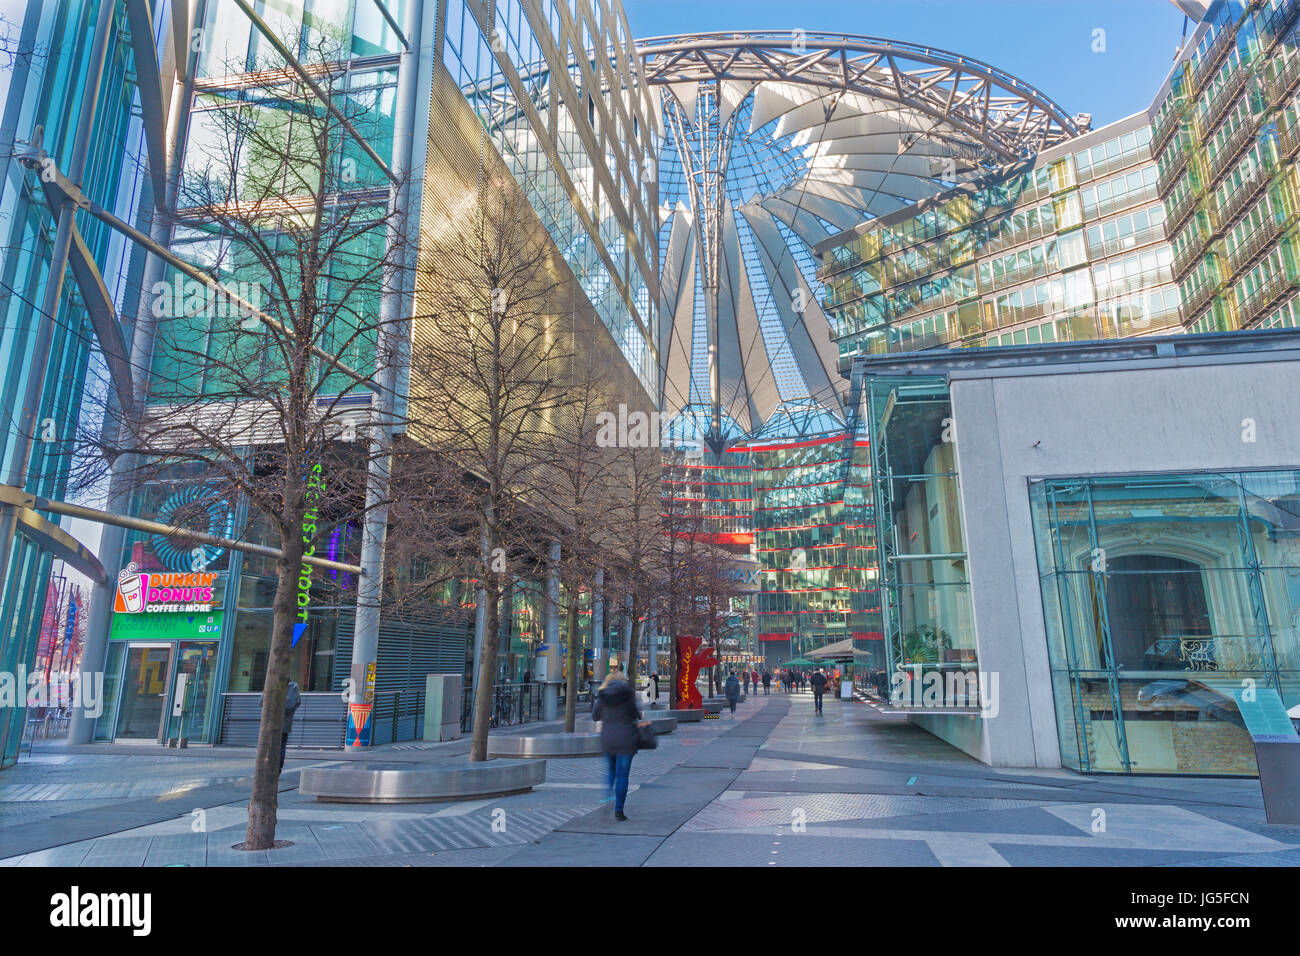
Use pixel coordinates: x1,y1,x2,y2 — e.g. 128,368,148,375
1,0,659,757
820,113,1179,363
1153,0,1300,335
856,329,1300,776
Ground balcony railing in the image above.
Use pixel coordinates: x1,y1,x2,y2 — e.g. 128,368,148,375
1227,214,1282,275
1152,108,1182,155
1156,139,1192,196
1206,119,1257,185
1219,163,1270,224
1201,62,1249,132
1278,120,1300,162
1180,278,1221,321
1262,0,1300,51
1165,187,1200,235
1172,240,1206,282
1187,21,1238,98
1241,269,1298,325
1267,50,1300,104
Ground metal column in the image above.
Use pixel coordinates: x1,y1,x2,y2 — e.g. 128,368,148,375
346,0,424,746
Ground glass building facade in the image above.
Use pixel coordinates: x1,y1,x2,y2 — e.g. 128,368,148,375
1032,470,1300,775
1154,0,1300,335
441,0,659,396
820,114,1179,367
661,413,879,666
0,0,154,768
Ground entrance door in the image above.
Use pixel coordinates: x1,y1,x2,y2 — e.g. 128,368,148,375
169,642,219,742
114,645,173,741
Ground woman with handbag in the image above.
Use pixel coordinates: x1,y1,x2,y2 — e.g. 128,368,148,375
592,668,647,822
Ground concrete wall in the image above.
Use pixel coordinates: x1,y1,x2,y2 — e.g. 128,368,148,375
932,358,1300,768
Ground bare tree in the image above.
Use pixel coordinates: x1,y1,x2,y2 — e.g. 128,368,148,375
67,36,410,850
528,367,625,732
408,173,577,761
604,443,665,689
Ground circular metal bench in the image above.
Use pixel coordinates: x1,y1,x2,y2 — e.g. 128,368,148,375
487,733,601,758
645,716,677,734
299,759,545,804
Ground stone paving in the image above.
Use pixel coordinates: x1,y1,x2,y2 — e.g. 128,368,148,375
2,691,1299,866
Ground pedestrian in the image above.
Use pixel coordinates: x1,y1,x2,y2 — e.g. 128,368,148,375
742,670,751,695
810,668,827,715
650,672,660,700
279,679,301,771
724,670,740,717
762,670,771,695
592,668,646,822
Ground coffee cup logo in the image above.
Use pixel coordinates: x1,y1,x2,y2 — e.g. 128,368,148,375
114,563,147,614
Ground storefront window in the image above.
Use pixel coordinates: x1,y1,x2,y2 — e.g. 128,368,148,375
1031,471,1300,775
226,574,338,692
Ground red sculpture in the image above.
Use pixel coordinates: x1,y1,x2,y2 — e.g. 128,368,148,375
675,636,718,709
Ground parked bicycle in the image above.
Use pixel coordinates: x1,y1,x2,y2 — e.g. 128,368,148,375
491,684,519,727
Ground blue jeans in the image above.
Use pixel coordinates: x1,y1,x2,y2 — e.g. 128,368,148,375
605,753,633,812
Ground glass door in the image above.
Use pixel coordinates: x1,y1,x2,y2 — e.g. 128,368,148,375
114,645,173,742
168,642,220,742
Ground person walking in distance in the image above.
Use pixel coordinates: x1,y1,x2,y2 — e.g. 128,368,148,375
762,669,771,695
742,670,751,695
279,679,301,771
810,668,827,715
724,670,741,718
592,668,646,822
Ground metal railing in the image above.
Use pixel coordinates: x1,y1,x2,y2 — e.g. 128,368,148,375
459,681,566,731
370,688,427,745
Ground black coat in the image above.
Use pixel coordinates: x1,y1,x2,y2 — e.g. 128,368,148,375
283,681,302,733
810,672,828,693
724,676,740,702
592,680,642,756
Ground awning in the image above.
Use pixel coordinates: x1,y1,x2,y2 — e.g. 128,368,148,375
806,638,856,660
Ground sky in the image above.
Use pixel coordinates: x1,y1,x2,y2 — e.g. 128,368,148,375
623,0,1196,128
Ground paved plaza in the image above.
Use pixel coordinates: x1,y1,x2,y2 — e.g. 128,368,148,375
3,694,1298,867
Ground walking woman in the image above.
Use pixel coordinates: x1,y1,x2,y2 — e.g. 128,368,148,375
592,668,645,822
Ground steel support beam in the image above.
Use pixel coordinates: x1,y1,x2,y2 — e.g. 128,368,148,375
0,485,362,576
123,0,170,211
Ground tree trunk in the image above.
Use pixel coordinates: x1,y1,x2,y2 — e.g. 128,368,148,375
563,600,581,732
243,511,305,849
469,575,501,761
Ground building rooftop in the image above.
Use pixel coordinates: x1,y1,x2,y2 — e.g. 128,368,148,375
849,328,1300,381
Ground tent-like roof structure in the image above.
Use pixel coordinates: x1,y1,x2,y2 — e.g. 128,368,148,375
638,32,1082,445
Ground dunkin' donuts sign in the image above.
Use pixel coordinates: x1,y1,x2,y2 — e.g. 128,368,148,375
113,562,217,614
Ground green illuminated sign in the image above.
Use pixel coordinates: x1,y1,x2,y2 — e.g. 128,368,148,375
110,610,224,642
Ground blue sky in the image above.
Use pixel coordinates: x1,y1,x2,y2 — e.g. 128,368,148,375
623,0,1195,127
